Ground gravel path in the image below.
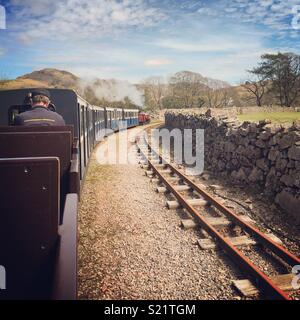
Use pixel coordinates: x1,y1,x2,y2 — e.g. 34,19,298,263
78,127,243,300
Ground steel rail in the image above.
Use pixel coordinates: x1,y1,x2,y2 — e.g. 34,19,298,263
137,140,298,300
167,163,300,267
148,142,300,267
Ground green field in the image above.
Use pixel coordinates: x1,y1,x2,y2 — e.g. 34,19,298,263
238,112,300,124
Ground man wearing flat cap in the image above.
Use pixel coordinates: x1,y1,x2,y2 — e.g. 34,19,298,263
14,89,66,126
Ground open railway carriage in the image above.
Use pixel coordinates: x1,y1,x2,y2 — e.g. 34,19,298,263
0,89,139,179
0,89,87,299
0,89,138,299
0,88,139,299
124,109,139,127
105,107,117,131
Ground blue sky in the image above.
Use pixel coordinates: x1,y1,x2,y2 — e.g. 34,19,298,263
0,0,299,84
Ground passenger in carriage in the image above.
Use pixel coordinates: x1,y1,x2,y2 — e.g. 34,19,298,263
14,89,66,126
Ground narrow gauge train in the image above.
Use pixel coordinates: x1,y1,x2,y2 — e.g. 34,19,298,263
0,88,140,300
138,112,151,125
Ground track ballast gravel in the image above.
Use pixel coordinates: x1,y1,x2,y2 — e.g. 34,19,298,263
78,128,242,300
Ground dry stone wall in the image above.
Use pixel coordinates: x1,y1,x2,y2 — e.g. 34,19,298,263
165,111,300,222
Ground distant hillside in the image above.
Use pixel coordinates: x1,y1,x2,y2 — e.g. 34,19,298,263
0,68,144,106
18,68,80,89
0,68,80,91
0,78,49,90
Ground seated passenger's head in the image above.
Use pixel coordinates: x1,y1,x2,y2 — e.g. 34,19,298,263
31,89,51,108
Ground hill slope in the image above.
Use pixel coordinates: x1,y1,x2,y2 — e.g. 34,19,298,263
0,68,146,106
18,68,80,89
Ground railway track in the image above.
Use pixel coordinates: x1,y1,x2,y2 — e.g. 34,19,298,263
135,131,300,300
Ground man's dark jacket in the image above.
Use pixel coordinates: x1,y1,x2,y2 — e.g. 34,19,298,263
14,106,66,126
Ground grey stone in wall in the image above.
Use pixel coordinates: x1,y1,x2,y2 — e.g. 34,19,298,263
288,145,300,161
165,111,300,222
275,190,300,223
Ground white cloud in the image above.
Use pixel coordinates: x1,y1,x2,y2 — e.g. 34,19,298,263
197,0,300,34
144,58,172,67
10,0,55,15
155,40,240,53
9,0,166,42
149,17,282,84
4,0,300,86
154,34,263,53
25,43,149,82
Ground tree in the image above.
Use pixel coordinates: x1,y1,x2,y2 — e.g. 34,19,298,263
142,76,166,111
241,72,267,107
256,53,300,107
161,96,182,109
169,71,207,108
204,87,234,108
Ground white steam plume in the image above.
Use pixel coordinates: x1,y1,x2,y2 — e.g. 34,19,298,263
80,78,145,107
